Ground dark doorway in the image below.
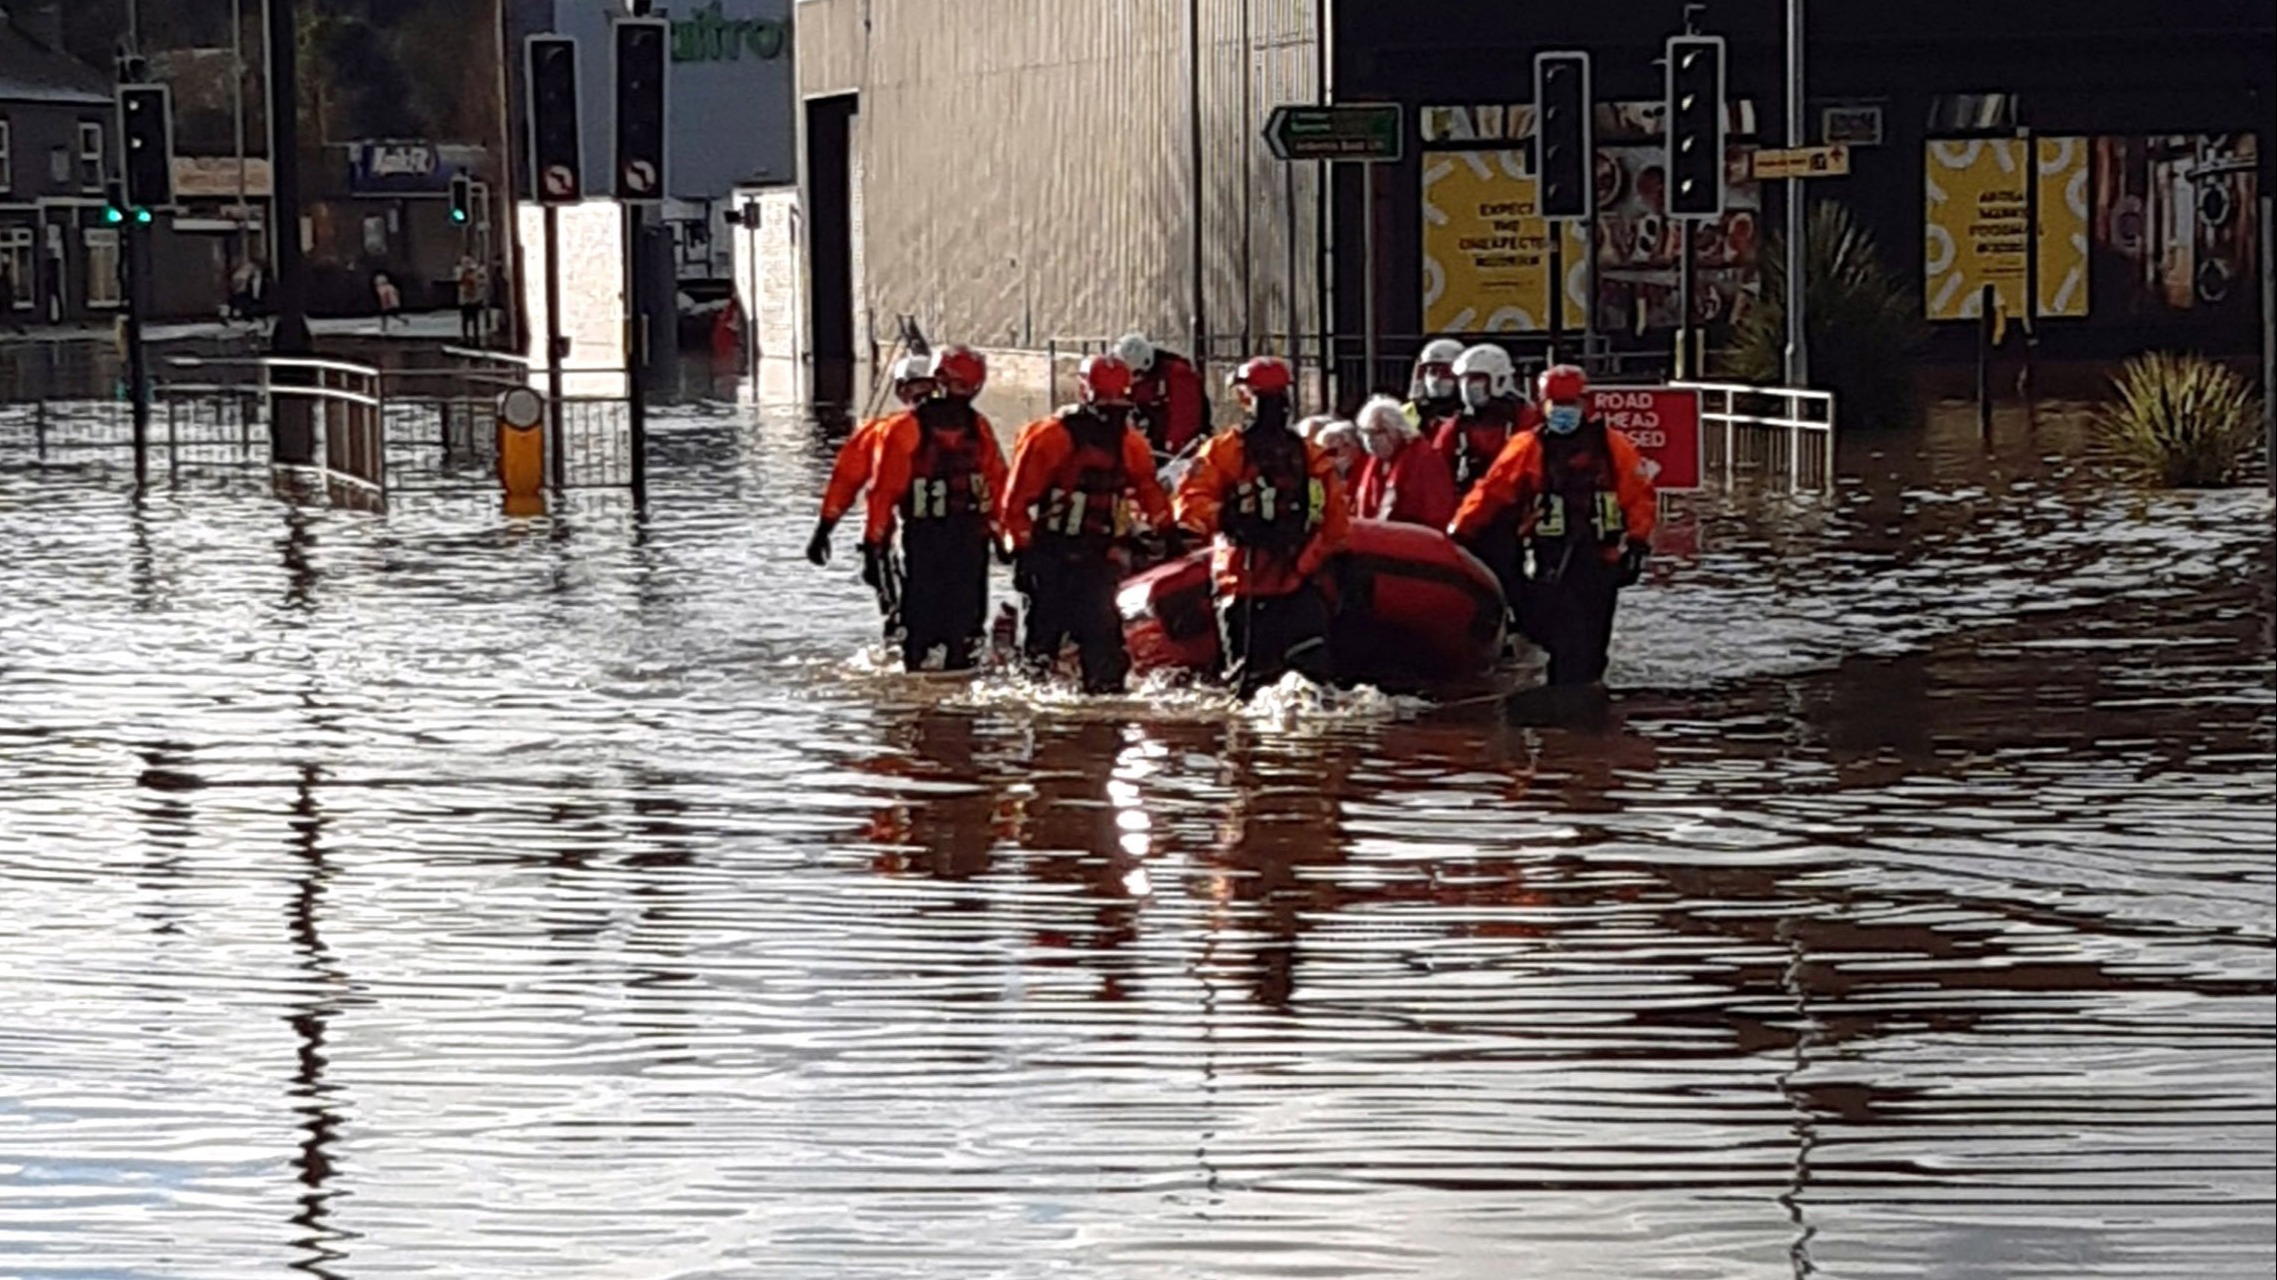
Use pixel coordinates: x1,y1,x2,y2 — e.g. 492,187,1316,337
805,93,859,412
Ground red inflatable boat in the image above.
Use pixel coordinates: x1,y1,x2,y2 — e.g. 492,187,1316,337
1118,519,1508,688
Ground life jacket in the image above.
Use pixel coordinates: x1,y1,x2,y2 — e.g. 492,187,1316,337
1219,425,1321,555
901,398,991,522
1529,420,1627,548
1449,405,1516,493
1037,407,1131,543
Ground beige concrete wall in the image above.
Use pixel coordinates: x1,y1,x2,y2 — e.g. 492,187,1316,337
796,0,1323,372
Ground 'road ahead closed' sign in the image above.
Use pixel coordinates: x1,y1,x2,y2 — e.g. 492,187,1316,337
1591,387,1701,493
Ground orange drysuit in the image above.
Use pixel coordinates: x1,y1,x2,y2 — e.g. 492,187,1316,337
819,415,893,525
1000,409,1173,552
1448,421,1658,558
862,405,1009,546
1174,425,1351,597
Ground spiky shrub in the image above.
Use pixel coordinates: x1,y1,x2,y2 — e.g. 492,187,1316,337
1729,200,1926,429
2097,352,2264,488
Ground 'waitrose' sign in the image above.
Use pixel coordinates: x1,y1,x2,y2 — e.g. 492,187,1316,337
671,1,787,62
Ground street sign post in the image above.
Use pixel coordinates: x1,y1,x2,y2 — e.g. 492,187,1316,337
1263,102,1403,399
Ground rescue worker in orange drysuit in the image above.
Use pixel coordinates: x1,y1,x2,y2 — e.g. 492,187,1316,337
1449,364,1657,687
808,353,938,635
1430,343,1528,500
1174,357,1351,699
863,345,1008,672
999,354,1177,693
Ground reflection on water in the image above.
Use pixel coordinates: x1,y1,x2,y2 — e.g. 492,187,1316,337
0,398,2270,1279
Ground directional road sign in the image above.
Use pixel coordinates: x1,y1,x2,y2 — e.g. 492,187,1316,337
1751,143,1852,181
1263,104,1403,163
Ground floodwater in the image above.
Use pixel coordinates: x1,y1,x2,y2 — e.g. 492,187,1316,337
2,397,2271,1279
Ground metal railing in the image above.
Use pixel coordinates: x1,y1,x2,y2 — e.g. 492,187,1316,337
263,357,388,512
1675,380,1837,491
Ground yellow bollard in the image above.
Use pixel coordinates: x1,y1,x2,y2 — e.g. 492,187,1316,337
497,387,547,517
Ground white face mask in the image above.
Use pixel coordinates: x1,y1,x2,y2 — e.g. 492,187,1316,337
1420,372,1456,401
1363,428,1400,461
1460,378,1495,413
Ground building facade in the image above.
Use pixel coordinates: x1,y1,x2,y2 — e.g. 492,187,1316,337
796,0,2274,410
0,15,125,326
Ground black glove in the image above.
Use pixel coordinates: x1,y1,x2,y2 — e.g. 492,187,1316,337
1160,527,1193,559
1012,553,1039,598
858,541,884,588
994,539,1018,567
805,517,836,567
1617,538,1650,588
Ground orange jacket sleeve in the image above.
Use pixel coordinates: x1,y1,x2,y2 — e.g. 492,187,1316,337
1122,428,1173,531
1606,430,1659,543
863,414,918,544
1173,431,1240,536
999,420,1068,551
1295,443,1352,580
819,417,883,524
1448,433,1541,541
975,413,1010,534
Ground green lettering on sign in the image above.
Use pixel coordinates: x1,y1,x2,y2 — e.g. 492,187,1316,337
669,1,788,63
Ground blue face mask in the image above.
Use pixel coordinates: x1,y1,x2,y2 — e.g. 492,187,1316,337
1545,404,1583,435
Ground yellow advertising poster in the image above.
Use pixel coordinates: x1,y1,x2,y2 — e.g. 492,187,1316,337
2035,136,2089,318
1420,150,1586,333
1924,137,2089,321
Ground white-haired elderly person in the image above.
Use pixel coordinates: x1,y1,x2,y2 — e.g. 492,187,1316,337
1352,394,1457,529
1299,415,1365,511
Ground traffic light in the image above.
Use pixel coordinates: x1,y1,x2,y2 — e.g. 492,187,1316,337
449,172,473,224
103,181,127,225
613,17,668,202
117,83,175,210
526,35,582,204
1534,51,1592,222
1664,34,1726,218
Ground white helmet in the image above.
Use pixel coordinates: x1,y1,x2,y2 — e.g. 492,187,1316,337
1452,343,1518,410
1112,332,1156,374
1409,337,1466,401
890,352,935,404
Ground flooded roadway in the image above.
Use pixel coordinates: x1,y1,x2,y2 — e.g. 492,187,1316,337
2,400,2271,1278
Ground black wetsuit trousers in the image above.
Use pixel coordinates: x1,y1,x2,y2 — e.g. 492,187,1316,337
1215,585,1333,700
1018,543,1130,694
899,519,989,672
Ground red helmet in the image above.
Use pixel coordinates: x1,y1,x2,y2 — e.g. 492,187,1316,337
930,344,987,397
1538,364,1587,404
1077,353,1135,405
1229,356,1293,397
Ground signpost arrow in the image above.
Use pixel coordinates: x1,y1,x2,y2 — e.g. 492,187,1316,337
1751,143,1851,181
624,158,657,195
1262,103,1404,164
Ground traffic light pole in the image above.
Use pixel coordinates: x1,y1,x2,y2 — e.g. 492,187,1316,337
623,200,648,507
125,212,150,491
544,203,566,493
1677,218,1694,380
1547,230,1564,365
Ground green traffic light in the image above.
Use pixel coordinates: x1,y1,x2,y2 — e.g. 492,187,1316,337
451,210,469,224
104,207,124,225
135,208,154,225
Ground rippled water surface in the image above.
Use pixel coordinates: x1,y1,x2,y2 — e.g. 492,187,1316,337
3,400,2272,1279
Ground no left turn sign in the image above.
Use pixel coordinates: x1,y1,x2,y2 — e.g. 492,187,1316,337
542,164,577,200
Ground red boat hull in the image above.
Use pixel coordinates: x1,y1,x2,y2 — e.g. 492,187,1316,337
1118,519,1507,687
